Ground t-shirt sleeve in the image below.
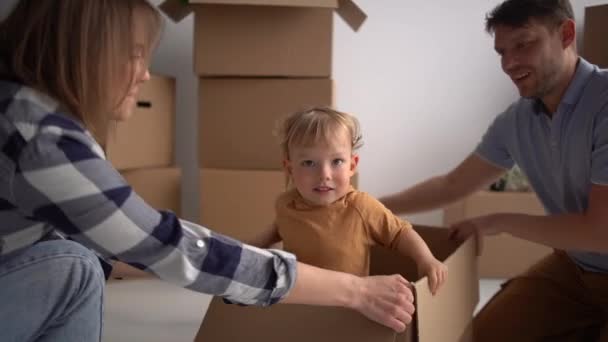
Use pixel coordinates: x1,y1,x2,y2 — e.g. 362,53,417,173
353,192,411,249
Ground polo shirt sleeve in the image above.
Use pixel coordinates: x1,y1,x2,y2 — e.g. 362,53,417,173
474,107,516,170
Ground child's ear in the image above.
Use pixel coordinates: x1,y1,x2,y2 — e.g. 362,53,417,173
283,159,292,174
350,154,359,173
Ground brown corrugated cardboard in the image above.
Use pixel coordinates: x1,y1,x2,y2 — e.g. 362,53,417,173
199,78,333,170
444,190,552,278
106,74,175,171
199,168,286,242
159,0,366,32
110,167,182,279
583,4,608,68
121,167,182,214
194,5,332,76
194,225,478,342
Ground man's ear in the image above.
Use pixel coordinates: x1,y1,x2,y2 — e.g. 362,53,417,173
560,19,576,49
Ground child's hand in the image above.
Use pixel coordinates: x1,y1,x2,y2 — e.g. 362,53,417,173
418,258,447,296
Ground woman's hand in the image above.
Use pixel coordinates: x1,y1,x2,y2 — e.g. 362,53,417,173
350,274,415,332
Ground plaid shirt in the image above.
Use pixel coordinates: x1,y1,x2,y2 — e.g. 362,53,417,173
0,80,296,306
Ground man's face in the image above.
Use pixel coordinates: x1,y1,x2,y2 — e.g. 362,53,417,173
494,20,566,100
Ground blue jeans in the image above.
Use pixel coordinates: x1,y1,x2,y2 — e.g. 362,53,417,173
0,239,105,341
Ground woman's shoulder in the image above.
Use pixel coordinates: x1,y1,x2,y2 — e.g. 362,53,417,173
2,81,91,139
1,81,102,160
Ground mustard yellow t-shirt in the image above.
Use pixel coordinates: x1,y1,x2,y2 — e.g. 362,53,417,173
275,187,412,276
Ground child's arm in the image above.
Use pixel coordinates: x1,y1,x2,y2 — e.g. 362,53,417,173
247,223,281,248
395,229,447,296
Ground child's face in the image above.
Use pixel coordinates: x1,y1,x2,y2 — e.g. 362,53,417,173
285,129,358,206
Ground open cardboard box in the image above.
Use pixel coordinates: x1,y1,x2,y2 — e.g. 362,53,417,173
444,191,552,278
159,0,367,77
194,225,478,342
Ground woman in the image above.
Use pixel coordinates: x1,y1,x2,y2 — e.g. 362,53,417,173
0,1,414,341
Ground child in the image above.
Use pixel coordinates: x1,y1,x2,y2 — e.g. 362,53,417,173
251,107,447,295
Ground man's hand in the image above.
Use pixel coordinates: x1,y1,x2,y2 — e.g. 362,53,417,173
417,258,448,296
448,214,502,256
352,274,415,333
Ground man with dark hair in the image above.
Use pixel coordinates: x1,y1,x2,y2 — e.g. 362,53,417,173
381,0,608,340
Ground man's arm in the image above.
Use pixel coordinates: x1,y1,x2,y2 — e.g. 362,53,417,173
380,154,506,215
451,184,608,253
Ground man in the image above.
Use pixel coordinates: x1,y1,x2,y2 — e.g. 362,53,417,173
381,0,608,340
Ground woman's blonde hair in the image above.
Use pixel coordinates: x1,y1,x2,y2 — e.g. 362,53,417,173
0,0,162,143
278,106,363,160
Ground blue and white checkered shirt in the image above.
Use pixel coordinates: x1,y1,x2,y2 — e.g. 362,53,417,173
0,80,296,306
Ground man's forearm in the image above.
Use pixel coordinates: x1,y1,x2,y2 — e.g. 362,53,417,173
381,175,468,215
495,213,608,253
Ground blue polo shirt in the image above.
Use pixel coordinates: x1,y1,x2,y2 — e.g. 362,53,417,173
476,58,608,273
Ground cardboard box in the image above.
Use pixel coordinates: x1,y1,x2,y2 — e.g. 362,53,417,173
194,5,332,77
194,225,478,342
121,167,181,214
583,4,608,68
199,78,333,170
444,190,552,278
106,74,175,171
111,167,182,279
199,168,286,242
159,0,367,76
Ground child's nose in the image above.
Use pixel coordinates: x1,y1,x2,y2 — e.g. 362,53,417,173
319,164,331,180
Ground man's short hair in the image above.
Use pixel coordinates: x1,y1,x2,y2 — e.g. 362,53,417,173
485,0,574,34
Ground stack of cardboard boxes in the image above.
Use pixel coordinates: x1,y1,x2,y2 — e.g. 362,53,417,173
106,74,180,278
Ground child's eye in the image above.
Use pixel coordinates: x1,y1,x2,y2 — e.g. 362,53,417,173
301,160,315,167
332,159,345,166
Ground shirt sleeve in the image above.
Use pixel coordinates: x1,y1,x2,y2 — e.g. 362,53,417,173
10,122,296,306
353,192,411,250
591,104,608,185
474,107,516,170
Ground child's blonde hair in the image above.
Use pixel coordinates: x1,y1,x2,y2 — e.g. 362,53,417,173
278,106,363,160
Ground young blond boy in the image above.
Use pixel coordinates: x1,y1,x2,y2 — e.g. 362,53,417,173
251,107,447,294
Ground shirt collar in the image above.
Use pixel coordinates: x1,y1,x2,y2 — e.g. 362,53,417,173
532,57,595,116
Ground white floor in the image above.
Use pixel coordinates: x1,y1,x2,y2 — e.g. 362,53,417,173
102,278,505,342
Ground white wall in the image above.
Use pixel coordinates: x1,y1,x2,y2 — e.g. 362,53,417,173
149,0,608,224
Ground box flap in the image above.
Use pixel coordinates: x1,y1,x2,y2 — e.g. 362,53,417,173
414,229,479,342
195,297,397,342
370,226,479,342
159,0,366,31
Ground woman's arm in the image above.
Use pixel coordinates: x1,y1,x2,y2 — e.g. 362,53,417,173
281,262,415,332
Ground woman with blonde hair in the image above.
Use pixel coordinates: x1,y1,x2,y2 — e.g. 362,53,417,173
0,1,414,340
